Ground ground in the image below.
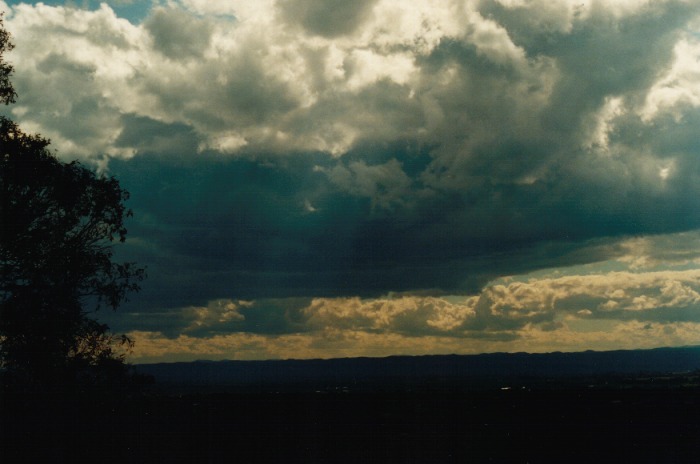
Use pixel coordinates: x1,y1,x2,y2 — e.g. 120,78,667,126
3,373,700,463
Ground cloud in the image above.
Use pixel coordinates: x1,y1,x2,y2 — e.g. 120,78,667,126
641,36,700,121
119,264,700,361
296,268,700,337
108,150,661,308
617,232,700,270
182,299,250,333
5,0,700,166
114,114,201,156
319,158,413,211
277,0,379,38
111,260,700,336
4,1,700,360
302,296,478,334
125,318,700,362
2,2,144,159
482,270,700,323
145,7,214,60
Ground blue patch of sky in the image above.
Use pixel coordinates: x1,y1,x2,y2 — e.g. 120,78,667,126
4,0,154,24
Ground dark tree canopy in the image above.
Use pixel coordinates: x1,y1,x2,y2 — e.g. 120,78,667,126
0,14,15,105
0,15,145,388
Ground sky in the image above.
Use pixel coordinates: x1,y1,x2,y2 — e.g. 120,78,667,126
3,0,700,362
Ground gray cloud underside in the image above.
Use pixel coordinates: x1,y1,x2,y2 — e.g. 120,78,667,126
110,135,694,310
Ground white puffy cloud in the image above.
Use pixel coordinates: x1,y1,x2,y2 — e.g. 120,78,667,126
3,3,146,158
483,270,700,319
302,295,478,333
1,0,697,174
182,299,252,333
641,37,700,121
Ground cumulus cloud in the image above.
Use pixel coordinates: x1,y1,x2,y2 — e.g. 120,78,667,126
297,268,700,338
483,270,700,322
302,296,478,334
3,0,699,175
112,261,700,360
278,0,379,38
642,36,700,121
145,7,213,60
182,299,251,333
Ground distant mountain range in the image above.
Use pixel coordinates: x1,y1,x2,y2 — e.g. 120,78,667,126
135,346,700,392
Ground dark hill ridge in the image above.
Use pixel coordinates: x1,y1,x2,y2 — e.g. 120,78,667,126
135,345,700,391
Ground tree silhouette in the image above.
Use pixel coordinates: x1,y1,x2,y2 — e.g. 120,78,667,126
0,14,14,106
0,15,145,388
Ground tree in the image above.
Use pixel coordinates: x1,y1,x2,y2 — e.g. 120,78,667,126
0,14,15,106
0,15,145,388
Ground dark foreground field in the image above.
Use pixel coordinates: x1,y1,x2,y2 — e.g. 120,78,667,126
4,380,700,463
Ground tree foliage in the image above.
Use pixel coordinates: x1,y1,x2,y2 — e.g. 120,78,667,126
0,14,14,105
0,15,145,388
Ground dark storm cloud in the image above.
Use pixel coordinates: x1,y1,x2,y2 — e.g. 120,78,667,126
114,114,201,156
108,135,700,318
